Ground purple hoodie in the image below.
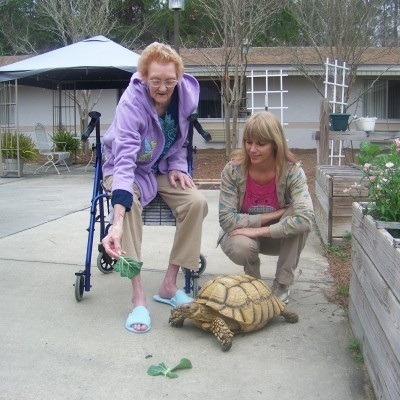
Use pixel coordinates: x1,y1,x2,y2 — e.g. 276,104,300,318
102,72,200,207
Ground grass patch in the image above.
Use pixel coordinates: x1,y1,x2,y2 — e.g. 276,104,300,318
324,243,351,260
348,338,364,364
337,283,349,297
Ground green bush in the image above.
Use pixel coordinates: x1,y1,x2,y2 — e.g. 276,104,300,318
352,139,400,223
1,132,38,162
52,129,81,152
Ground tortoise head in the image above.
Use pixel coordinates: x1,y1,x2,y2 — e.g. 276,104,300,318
175,301,201,317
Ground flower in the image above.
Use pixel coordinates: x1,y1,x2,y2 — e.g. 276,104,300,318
363,163,371,170
345,140,400,223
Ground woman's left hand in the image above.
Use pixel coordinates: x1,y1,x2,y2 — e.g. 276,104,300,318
168,169,196,189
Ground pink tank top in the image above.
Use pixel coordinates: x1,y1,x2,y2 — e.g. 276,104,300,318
241,174,279,214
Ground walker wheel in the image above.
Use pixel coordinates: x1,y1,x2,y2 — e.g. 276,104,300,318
74,271,85,302
181,254,207,298
180,253,207,276
198,253,206,275
97,252,115,274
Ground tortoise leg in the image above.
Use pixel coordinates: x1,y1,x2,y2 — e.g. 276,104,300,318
169,308,186,327
208,317,234,351
281,308,299,323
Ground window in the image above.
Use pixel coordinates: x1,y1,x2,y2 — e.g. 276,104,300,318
197,79,247,118
363,79,400,119
198,80,222,118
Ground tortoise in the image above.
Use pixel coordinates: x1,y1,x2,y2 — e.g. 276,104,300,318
169,274,298,351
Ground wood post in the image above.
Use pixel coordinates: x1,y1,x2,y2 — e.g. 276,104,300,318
317,98,330,165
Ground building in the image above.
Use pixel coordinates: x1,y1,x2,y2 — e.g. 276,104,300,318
1,46,400,149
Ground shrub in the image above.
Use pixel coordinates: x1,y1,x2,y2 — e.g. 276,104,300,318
52,129,81,152
1,132,38,162
345,139,400,223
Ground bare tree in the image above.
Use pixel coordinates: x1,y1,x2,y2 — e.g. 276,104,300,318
34,0,122,146
111,0,170,49
287,0,396,109
193,0,285,155
34,0,166,137
0,0,165,143
0,0,43,54
36,0,116,45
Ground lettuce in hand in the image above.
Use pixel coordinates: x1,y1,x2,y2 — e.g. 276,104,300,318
113,256,142,279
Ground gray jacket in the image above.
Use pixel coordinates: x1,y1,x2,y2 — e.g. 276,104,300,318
218,160,315,240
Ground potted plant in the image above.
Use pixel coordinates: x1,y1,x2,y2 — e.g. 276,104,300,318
329,112,351,131
1,132,38,175
345,138,400,400
352,116,377,132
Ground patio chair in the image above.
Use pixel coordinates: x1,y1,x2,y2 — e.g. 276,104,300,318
34,123,71,174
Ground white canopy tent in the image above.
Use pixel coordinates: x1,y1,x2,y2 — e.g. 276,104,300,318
0,36,140,176
0,35,140,89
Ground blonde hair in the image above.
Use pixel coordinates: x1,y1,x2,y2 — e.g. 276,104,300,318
137,42,184,80
237,111,296,177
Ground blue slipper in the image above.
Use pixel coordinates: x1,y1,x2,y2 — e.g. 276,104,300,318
125,306,151,333
153,289,193,307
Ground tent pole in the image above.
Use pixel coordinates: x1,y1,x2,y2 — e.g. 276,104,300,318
58,84,62,131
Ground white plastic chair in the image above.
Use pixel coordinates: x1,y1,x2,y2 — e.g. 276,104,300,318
34,123,71,174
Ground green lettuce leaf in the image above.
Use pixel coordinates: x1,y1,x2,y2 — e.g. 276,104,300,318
171,358,192,372
147,358,192,379
113,256,142,279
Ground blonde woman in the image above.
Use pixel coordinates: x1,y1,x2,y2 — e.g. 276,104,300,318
218,111,314,303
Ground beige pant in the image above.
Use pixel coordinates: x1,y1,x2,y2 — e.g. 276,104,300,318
219,209,309,285
104,174,208,269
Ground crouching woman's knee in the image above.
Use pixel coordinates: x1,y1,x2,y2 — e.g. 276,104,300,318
219,233,258,265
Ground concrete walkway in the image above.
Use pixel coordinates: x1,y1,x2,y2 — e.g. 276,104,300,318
0,166,373,400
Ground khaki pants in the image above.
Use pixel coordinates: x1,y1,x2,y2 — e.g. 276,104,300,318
219,209,309,285
104,174,208,269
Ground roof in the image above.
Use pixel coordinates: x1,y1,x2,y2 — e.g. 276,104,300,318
180,46,400,76
2,45,400,81
180,46,400,65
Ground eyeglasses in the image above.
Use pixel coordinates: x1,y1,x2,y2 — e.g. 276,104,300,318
148,79,178,88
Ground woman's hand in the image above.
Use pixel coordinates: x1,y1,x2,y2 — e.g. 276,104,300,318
102,225,126,259
168,170,196,189
101,205,126,259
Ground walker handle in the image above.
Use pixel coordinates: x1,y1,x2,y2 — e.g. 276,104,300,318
188,113,212,142
82,111,101,141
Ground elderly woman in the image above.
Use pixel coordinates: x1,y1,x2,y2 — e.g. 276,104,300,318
218,111,314,303
102,42,208,333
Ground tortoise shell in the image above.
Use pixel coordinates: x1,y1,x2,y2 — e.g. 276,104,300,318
195,274,282,330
